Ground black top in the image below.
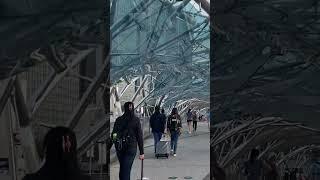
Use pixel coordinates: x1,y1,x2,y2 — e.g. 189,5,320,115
111,115,144,155
192,114,198,121
150,112,166,133
167,114,182,132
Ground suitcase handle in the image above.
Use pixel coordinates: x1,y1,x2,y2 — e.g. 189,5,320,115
141,159,144,180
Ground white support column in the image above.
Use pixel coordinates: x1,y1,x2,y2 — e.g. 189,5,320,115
131,76,148,103
12,78,41,173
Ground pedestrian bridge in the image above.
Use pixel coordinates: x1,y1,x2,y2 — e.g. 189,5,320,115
110,122,210,180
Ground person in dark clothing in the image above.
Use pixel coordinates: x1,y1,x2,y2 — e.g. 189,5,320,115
186,109,192,134
110,102,144,180
199,115,203,121
150,106,166,154
161,108,165,116
22,127,90,180
192,111,198,132
167,108,182,157
161,109,167,133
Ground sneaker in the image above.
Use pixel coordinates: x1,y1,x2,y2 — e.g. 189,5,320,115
170,149,174,154
173,154,177,157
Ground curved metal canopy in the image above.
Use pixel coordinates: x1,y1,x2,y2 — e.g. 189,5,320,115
111,0,210,108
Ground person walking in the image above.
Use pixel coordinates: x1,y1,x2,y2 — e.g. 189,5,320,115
199,114,203,122
110,102,144,180
150,106,166,155
186,109,192,134
22,127,90,180
192,111,198,133
167,108,182,157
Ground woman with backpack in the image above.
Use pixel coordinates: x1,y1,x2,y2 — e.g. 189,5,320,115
110,102,144,180
167,108,182,157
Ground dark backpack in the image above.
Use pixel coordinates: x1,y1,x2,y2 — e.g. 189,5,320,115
112,120,132,152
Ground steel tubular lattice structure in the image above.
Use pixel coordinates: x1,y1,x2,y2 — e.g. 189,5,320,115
211,115,320,178
110,0,210,113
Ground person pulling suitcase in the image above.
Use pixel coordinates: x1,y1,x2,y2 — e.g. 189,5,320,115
150,106,166,156
109,102,144,180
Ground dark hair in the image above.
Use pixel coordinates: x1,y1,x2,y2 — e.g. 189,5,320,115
123,102,134,113
123,102,135,119
161,109,165,114
171,108,178,115
155,106,160,113
42,126,81,179
250,149,259,162
188,109,191,113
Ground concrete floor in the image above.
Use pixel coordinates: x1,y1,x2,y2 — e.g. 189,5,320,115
110,122,210,180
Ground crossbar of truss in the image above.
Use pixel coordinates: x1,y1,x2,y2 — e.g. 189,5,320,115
30,48,94,115
0,77,15,116
67,55,110,129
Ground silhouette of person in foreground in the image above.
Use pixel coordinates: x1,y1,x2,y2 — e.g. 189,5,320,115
23,126,90,180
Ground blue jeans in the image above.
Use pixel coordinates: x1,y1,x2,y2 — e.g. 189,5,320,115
153,132,162,153
170,131,179,154
116,148,137,180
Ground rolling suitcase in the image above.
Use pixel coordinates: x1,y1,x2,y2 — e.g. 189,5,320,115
155,134,170,159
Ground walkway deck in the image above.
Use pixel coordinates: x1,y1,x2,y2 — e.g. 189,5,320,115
110,122,210,180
